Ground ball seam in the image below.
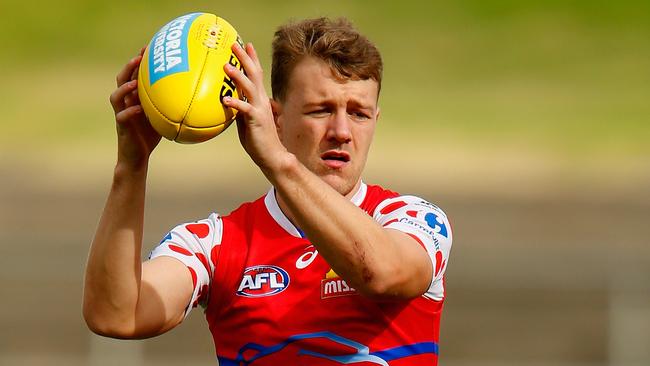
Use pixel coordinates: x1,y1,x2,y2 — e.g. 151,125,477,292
177,46,211,140
138,78,180,136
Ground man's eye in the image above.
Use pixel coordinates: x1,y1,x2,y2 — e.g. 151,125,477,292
351,112,370,120
308,109,329,116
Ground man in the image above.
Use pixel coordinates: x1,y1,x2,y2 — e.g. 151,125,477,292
84,17,452,365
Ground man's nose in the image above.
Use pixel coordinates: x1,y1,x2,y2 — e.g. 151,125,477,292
327,110,352,143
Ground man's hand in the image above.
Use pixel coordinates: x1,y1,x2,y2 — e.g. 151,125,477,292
222,43,290,174
109,47,161,170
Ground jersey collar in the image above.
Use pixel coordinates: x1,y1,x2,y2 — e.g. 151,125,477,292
264,181,368,238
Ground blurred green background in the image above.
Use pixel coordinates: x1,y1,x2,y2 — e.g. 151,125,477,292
3,0,649,160
1,1,648,365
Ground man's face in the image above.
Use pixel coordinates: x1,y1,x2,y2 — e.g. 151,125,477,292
273,57,380,197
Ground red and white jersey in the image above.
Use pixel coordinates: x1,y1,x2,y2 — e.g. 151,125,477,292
149,182,453,365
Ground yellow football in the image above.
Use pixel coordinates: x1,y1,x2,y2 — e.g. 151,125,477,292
137,13,243,144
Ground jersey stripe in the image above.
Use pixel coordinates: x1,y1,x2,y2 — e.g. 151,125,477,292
370,341,439,360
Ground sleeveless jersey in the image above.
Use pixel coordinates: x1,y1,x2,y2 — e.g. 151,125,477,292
149,182,453,365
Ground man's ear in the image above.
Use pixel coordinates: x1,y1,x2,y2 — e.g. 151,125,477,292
375,107,381,123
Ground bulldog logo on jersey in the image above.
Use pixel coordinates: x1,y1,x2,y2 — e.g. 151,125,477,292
237,265,290,298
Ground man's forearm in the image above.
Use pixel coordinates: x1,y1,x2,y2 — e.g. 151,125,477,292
267,155,419,298
83,162,148,334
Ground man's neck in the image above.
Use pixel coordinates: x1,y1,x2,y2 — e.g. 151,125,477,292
274,179,362,230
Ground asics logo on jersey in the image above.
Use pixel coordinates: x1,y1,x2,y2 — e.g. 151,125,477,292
296,246,318,269
237,265,290,298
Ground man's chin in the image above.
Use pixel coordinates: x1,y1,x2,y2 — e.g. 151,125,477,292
319,174,359,198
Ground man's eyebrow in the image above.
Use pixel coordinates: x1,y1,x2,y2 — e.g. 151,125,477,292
301,100,334,109
302,101,326,107
347,99,375,110
301,98,375,110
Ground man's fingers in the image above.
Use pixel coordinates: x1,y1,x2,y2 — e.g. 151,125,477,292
130,65,139,84
115,105,144,125
110,79,138,113
125,87,140,109
130,47,146,81
224,63,256,103
245,43,262,69
222,96,253,116
232,42,264,87
116,54,143,87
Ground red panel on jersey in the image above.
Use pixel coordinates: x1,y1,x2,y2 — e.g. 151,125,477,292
186,223,210,238
379,201,407,214
169,244,192,256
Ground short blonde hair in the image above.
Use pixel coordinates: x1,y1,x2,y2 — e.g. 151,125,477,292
271,17,383,101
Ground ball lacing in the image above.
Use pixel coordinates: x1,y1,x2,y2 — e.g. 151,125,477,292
203,24,224,49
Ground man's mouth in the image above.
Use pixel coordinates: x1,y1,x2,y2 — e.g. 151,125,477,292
321,151,350,162
321,151,350,168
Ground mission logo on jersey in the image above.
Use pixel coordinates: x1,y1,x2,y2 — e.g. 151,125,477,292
321,269,356,299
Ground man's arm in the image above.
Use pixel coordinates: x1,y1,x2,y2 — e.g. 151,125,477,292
83,50,193,339
223,43,434,300
274,161,434,299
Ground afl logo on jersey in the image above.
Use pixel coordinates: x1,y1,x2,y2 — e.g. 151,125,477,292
236,265,290,298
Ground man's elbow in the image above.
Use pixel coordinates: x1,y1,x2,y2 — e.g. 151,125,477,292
82,302,140,340
84,320,128,339
355,267,427,301
357,281,399,300
358,282,416,301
